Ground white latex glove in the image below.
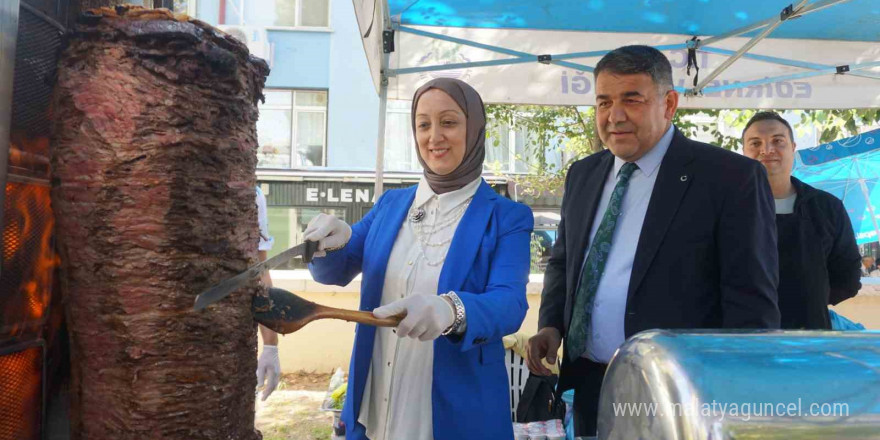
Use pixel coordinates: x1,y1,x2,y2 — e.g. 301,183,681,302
256,345,281,401
373,295,455,341
303,213,352,258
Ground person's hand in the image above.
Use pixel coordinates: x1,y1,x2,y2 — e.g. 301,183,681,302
373,295,455,341
256,345,281,401
526,327,561,376
303,214,351,258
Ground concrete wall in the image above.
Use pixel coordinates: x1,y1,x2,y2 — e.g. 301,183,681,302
265,31,331,89
195,0,219,23
262,272,880,373
324,0,380,170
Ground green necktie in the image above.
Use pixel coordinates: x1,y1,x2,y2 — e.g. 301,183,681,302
566,162,638,361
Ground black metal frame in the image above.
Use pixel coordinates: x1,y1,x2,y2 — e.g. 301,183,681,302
1,2,66,276
0,338,46,440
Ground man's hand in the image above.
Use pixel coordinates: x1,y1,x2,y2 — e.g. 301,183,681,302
303,214,351,258
373,295,455,341
256,345,281,401
526,327,562,376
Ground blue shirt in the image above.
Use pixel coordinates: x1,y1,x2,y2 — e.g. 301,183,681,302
583,125,675,363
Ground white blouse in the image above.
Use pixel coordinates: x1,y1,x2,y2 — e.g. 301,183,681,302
358,176,482,440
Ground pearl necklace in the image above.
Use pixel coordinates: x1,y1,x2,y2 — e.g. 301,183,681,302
409,198,472,266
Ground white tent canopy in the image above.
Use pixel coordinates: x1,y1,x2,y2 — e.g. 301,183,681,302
353,0,880,191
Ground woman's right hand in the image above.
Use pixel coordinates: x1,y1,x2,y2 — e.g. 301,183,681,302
303,213,352,258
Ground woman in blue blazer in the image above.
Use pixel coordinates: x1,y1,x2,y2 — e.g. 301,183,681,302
304,78,533,440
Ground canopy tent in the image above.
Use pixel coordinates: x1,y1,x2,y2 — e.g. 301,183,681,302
794,128,880,245
352,0,880,192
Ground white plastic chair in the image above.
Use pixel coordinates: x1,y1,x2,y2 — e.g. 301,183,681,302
505,348,531,422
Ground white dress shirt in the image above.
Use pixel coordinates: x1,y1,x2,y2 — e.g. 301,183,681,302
256,186,274,251
583,125,674,363
358,176,482,440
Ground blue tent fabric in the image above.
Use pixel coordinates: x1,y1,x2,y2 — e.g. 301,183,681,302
797,128,880,165
828,308,866,330
389,0,880,42
793,128,880,245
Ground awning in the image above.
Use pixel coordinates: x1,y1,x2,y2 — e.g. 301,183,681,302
355,0,880,108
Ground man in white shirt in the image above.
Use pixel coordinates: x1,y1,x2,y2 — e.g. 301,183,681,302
255,185,281,401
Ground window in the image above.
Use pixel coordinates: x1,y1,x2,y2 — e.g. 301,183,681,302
485,123,511,172
384,100,420,172
221,0,330,27
257,89,328,169
267,206,345,269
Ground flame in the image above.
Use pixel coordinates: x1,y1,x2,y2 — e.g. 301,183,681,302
8,133,49,157
7,134,49,175
3,183,59,323
2,137,60,337
0,345,42,439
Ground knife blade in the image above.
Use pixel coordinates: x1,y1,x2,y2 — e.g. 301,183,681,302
193,240,319,311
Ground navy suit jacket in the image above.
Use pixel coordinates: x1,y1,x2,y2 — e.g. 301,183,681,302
310,180,533,440
538,128,781,390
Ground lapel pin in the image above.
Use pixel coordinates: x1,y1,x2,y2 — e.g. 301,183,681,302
410,207,426,223
680,175,688,182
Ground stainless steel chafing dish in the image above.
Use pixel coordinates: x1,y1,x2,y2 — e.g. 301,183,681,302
599,330,880,440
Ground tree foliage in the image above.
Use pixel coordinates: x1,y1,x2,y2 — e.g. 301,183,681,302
485,104,880,195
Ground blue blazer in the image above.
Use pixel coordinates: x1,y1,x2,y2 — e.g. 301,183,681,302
309,180,533,440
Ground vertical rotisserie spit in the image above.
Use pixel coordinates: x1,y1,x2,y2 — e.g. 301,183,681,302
50,6,269,439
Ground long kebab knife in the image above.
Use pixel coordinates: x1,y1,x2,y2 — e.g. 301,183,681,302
193,240,320,311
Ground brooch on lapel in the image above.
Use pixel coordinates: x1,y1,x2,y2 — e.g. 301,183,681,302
410,207,426,223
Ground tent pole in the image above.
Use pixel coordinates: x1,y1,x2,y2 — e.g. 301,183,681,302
374,71,388,199
699,60,880,94
389,39,691,77
397,26,596,72
689,0,810,95
855,159,880,245
391,44,693,76
698,0,852,48
373,1,393,200
699,47,880,81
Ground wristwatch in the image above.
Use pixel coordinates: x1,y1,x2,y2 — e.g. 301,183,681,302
440,291,466,336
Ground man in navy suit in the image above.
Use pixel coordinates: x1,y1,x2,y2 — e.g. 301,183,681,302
527,45,780,436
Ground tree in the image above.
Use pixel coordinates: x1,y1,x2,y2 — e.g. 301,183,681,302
485,105,599,195
795,109,880,143
486,105,880,196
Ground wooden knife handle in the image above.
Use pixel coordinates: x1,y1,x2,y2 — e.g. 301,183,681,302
318,307,406,328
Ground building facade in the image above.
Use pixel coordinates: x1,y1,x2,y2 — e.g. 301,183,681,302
176,0,559,269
